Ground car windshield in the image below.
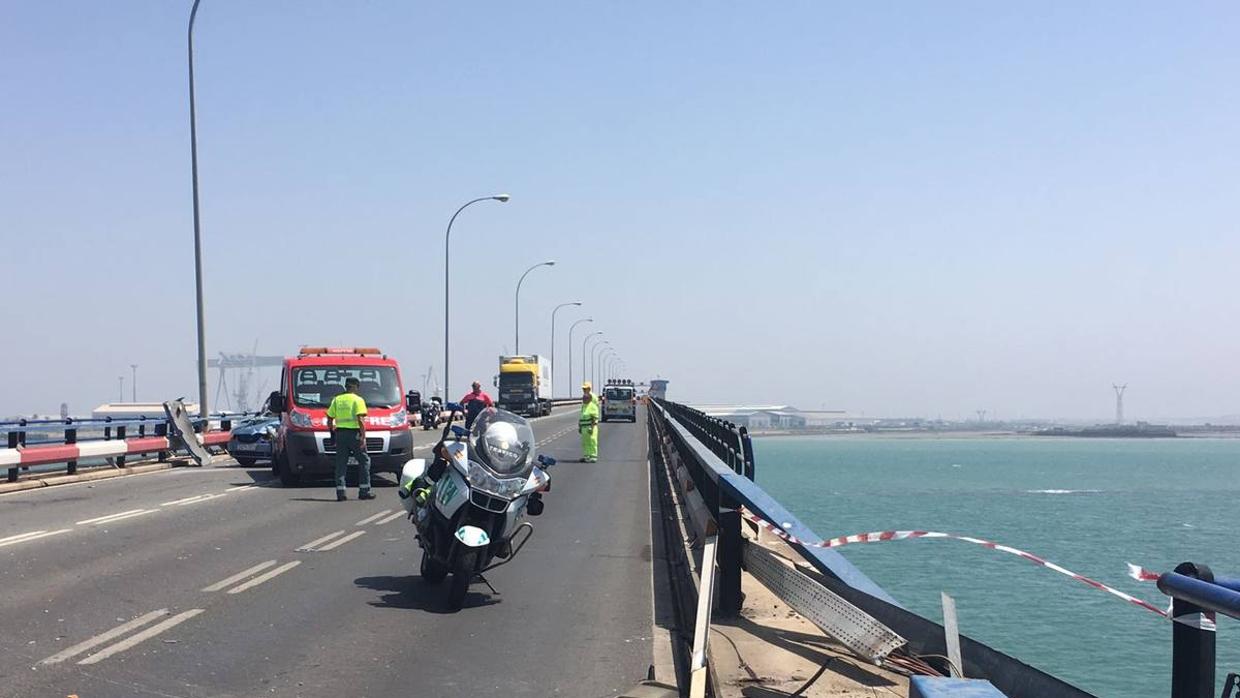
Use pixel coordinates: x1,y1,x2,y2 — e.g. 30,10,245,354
498,374,534,388
292,366,402,408
605,388,634,401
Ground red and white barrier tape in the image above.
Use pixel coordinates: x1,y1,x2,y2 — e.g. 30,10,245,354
740,506,1169,618
1125,564,1218,630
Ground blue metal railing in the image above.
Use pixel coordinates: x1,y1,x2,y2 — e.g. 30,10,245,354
1155,562,1240,698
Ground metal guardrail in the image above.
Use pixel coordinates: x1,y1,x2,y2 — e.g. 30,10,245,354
1,411,239,482
650,398,1093,698
1156,563,1240,698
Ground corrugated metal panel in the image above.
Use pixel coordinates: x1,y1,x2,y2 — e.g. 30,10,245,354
743,542,906,664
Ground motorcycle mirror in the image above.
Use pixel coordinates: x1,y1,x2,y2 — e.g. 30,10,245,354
537,454,557,467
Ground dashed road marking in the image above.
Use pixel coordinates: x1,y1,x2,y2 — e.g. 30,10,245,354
161,493,224,507
226,484,259,493
76,509,156,526
40,608,170,665
226,560,301,594
297,530,345,551
374,511,406,525
78,609,205,665
355,509,392,526
315,530,366,551
0,528,71,548
202,560,278,592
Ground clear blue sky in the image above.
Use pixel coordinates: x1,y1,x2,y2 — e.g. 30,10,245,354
2,1,1237,421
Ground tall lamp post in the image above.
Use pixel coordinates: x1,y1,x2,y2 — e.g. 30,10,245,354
592,342,611,388
118,376,125,403
188,0,208,420
514,260,555,354
567,318,593,395
582,332,604,388
444,194,509,399
550,302,582,398
130,364,138,402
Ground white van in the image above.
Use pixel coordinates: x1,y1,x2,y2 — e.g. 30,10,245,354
601,384,637,423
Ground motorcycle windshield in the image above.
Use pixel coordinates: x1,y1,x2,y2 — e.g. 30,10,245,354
468,408,535,477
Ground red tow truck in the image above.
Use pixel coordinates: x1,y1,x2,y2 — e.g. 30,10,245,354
268,347,414,486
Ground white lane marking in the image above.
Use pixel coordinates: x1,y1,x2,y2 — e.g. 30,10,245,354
202,560,278,592
375,511,406,525
78,609,205,665
161,493,224,507
226,560,301,594
0,529,71,548
354,510,392,526
76,509,155,526
40,609,170,665
226,484,258,492
315,530,366,551
297,530,345,551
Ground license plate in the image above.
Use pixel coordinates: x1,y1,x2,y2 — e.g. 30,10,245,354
233,443,260,452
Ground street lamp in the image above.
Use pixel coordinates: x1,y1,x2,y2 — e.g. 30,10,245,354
514,260,555,354
550,302,582,398
582,332,603,388
188,0,208,420
602,348,617,386
131,364,138,402
567,318,593,395
444,194,510,398
592,342,611,389
118,376,125,403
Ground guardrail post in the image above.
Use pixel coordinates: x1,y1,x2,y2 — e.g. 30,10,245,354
1170,562,1215,698
739,427,755,481
115,426,127,468
155,422,169,462
6,429,17,483
65,425,77,475
717,493,744,618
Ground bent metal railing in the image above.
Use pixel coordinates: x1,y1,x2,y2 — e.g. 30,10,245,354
649,398,1093,698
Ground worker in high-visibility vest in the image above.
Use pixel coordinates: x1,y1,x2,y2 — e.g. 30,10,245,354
326,377,374,501
579,382,600,463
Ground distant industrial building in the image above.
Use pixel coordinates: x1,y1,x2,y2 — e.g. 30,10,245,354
694,405,854,430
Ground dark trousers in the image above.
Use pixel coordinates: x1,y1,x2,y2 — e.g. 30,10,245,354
333,429,371,492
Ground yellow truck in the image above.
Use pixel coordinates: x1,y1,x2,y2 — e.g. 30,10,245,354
496,355,552,417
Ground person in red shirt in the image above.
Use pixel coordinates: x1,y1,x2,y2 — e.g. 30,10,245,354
460,380,494,428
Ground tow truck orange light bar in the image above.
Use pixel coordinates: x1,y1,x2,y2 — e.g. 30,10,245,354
298,346,382,357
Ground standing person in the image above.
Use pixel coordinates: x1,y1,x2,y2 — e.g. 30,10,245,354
579,381,600,463
459,380,494,429
327,377,373,501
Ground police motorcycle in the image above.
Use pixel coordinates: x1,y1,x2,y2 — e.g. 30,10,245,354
398,404,554,610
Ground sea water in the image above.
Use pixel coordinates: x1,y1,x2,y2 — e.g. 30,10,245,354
752,435,1240,697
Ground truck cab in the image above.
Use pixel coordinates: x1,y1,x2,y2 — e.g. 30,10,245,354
268,347,414,486
496,355,552,417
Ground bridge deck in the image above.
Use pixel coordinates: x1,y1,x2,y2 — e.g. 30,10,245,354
0,408,656,697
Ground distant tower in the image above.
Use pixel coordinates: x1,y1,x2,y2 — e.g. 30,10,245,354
975,410,987,423
60,402,69,419
1112,384,1127,424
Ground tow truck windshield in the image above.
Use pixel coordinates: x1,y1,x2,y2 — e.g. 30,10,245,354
292,366,402,408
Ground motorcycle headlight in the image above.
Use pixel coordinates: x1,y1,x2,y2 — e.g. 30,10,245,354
388,409,407,427
289,410,313,428
466,461,527,499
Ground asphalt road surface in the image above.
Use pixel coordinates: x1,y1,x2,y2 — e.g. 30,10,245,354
0,407,655,698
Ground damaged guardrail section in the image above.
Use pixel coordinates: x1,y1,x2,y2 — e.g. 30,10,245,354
649,398,1093,698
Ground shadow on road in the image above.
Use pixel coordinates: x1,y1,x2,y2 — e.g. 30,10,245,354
355,574,500,614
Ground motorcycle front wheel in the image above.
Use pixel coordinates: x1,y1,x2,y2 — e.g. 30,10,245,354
420,550,447,585
447,551,477,610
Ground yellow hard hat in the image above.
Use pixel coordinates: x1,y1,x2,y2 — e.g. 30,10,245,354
581,381,592,390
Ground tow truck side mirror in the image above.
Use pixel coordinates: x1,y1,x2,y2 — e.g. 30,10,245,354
268,392,286,414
